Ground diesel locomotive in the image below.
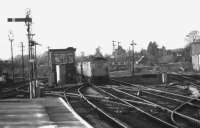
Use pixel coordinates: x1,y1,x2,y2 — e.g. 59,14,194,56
77,56,109,84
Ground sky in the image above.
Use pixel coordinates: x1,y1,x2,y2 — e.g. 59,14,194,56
0,0,200,60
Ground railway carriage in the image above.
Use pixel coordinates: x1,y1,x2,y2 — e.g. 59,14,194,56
77,57,109,84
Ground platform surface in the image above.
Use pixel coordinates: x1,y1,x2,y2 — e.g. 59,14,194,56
0,97,91,128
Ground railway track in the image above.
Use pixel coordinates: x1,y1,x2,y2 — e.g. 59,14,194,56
98,86,179,127
84,85,178,128
45,85,127,128
103,80,200,127
114,85,200,108
44,79,200,128
169,73,200,89
171,100,200,128
46,84,177,127
111,79,200,102
66,93,123,128
0,81,29,98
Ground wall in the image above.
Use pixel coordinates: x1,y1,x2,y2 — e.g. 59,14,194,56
192,55,200,71
191,43,200,72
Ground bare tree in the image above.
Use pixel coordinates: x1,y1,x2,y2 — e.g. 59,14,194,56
185,30,200,43
95,46,103,57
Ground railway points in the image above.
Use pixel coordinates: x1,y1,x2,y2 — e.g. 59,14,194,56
84,86,178,128
66,92,124,128
2,58,200,128
108,79,200,127
3,8,200,128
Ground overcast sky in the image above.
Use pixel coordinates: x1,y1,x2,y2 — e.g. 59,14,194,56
0,0,200,60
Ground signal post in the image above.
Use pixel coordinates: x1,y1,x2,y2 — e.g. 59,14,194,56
8,10,37,99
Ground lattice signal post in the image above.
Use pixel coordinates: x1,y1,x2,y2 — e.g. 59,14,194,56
8,10,37,99
131,40,136,76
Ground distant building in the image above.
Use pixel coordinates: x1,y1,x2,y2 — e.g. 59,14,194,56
191,42,200,71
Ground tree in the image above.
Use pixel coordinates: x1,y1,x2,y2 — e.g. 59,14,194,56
185,30,200,43
147,41,159,57
160,46,167,56
94,46,103,57
146,41,160,65
183,43,192,62
183,30,200,62
140,49,147,56
81,52,85,57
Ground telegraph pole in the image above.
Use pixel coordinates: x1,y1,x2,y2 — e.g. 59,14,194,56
131,40,136,76
20,42,25,80
47,46,50,67
112,41,116,64
117,41,120,49
128,46,131,71
112,40,116,52
8,31,14,81
32,40,41,97
33,40,41,83
35,42,37,82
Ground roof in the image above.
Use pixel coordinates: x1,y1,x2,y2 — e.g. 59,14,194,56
49,47,76,53
91,56,107,61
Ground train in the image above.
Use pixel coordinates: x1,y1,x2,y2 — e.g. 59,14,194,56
76,56,110,84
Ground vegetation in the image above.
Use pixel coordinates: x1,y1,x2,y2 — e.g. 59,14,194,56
1,30,200,77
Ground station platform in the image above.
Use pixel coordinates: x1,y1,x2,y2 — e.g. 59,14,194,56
0,97,93,128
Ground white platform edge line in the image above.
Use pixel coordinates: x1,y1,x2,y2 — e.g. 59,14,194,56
59,97,94,128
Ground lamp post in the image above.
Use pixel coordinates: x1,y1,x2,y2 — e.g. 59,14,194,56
131,40,136,76
8,31,14,81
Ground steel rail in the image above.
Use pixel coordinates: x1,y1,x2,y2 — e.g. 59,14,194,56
104,86,163,107
99,86,157,106
109,87,172,111
78,86,130,128
171,72,200,83
170,98,200,128
0,83,29,98
110,87,200,127
141,89,200,109
114,86,200,109
169,72,200,88
96,86,178,128
44,91,65,97
111,79,200,101
109,86,186,103
190,99,200,107
61,92,94,128
16,88,29,93
115,87,187,103
123,99,160,106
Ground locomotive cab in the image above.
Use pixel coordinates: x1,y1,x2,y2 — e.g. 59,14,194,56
77,56,110,85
